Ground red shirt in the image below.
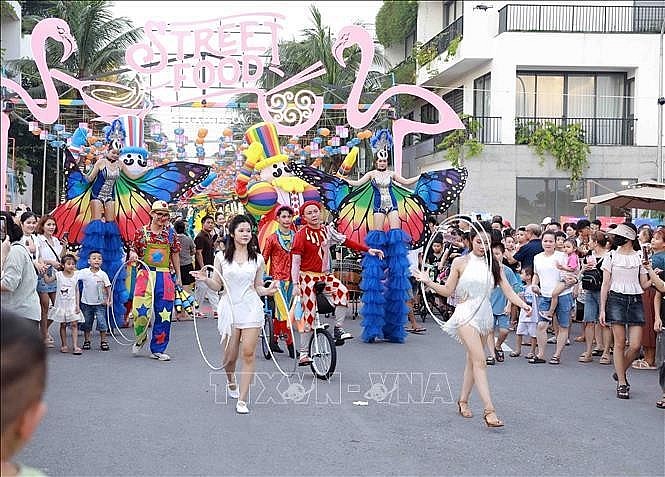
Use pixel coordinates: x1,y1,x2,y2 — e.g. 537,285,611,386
262,231,293,280
291,225,368,273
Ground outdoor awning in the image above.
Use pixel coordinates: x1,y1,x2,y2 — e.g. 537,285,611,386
573,181,665,212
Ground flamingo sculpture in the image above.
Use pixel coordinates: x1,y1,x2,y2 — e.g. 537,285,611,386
0,18,151,209
332,25,465,175
1,18,76,210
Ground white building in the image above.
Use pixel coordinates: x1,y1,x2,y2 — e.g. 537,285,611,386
387,0,664,225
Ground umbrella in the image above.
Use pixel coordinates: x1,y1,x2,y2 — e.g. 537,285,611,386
573,181,665,211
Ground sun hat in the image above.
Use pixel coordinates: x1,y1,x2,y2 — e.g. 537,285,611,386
606,223,636,241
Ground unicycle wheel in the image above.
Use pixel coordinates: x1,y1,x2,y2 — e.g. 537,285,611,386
309,328,337,380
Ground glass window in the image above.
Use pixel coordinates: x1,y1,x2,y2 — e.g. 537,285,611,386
421,104,438,124
474,73,491,117
516,178,554,226
443,88,463,115
516,74,535,117
567,76,594,118
535,76,564,118
516,177,638,226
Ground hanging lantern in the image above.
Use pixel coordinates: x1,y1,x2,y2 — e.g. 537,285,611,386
28,121,38,132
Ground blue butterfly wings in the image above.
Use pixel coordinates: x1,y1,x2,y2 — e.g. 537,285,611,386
414,168,468,214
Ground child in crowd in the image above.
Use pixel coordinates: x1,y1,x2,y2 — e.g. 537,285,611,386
487,242,522,364
44,254,83,354
1,310,48,477
78,251,111,351
542,238,580,319
513,267,538,358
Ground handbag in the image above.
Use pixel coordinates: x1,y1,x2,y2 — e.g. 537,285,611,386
581,256,604,291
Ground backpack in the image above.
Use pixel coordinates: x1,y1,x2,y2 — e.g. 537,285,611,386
581,255,604,291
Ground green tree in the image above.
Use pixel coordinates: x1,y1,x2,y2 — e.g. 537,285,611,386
7,0,143,210
10,0,142,97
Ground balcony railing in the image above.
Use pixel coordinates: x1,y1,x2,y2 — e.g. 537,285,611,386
499,4,665,34
515,117,635,146
419,16,464,66
404,116,502,158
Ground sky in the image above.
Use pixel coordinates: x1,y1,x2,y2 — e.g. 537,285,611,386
111,1,381,41
109,1,383,158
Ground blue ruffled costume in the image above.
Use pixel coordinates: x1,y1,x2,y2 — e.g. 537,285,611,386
78,220,129,328
360,229,409,343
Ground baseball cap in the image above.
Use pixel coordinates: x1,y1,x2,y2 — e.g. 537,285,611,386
151,200,169,213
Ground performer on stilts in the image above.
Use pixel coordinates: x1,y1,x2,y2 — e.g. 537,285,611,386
290,129,468,344
128,200,182,361
261,205,297,358
344,131,418,343
291,201,384,365
52,116,211,330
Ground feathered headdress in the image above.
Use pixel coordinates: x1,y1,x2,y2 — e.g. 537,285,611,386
370,129,393,154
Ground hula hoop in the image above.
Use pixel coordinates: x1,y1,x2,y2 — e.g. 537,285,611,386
107,259,155,346
419,215,494,331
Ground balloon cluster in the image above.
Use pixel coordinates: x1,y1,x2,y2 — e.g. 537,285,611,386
280,127,373,163
174,127,187,160
195,128,207,160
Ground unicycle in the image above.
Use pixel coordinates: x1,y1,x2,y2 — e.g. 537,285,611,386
308,281,337,380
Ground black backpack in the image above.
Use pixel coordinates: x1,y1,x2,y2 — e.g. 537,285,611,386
581,255,604,291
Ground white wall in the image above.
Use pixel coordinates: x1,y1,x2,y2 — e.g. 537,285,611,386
416,1,444,44
0,1,22,62
414,144,658,223
415,0,662,146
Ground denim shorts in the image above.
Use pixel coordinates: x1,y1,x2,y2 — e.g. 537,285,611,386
583,290,600,323
493,313,510,330
80,303,108,332
606,291,644,326
36,267,57,294
538,293,574,328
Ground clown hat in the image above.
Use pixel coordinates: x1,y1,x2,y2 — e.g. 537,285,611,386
244,122,288,171
107,115,149,158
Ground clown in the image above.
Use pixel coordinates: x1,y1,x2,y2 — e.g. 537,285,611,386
291,200,383,365
128,200,181,361
235,122,320,248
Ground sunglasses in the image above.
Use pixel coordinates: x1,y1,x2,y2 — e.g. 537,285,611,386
154,212,169,217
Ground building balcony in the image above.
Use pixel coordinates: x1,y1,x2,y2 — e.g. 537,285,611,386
404,116,502,160
498,4,665,34
515,117,636,146
419,16,463,68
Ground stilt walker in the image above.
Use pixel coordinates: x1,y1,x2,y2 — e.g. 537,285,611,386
292,129,468,343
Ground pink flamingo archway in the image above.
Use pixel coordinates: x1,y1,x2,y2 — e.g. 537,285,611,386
332,25,465,175
1,17,464,209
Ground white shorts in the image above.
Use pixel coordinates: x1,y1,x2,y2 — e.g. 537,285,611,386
516,321,537,338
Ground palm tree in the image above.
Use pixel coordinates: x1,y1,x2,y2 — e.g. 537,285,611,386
9,0,143,98
261,5,391,105
6,0,143,211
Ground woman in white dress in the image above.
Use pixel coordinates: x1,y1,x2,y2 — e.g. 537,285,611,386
192,215,278,414
413,223,531,427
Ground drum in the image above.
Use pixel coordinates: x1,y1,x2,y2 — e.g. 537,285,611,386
332,259,361,292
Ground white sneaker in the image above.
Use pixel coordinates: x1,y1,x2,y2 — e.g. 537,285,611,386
547,336,557,344
236,400,249,414
150,352,171,361
131,340,145,355
227,383,239,399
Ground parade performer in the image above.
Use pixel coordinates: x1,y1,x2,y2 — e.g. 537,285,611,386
52,115,211,327
128,200,181,361
291,201,384,365
235,122,320,248
292,130,467,343
413,223,532,427
261,205,296,357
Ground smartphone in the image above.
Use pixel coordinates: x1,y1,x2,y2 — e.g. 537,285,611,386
475,214,482,221
62,232,69,240
641,244,651,265
0,215,6,241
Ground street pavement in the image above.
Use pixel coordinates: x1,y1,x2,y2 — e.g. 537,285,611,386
19,314,664,476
